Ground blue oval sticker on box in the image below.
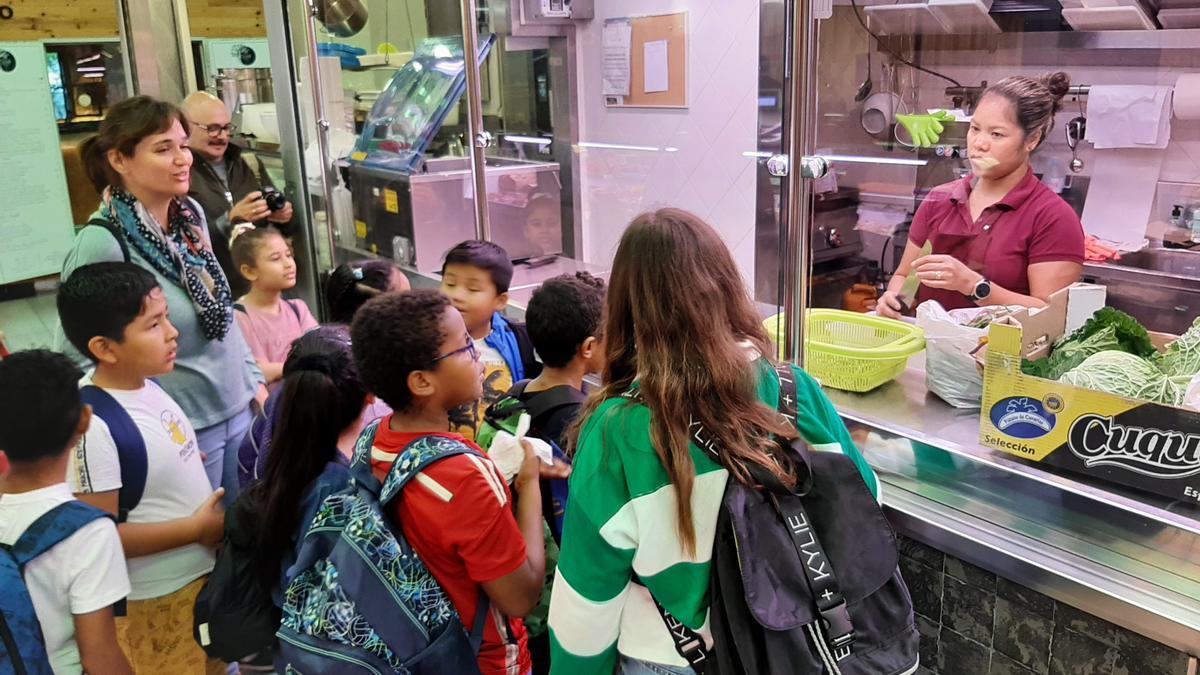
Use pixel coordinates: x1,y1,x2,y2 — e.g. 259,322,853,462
990,397,1057,439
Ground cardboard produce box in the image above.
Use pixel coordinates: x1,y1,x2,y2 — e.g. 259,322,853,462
979,284,1200,505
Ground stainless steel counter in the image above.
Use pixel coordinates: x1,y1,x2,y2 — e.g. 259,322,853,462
826,356,1200,653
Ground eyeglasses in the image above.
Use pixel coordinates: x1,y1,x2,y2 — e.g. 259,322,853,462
428,337,479,367
193,122,237,137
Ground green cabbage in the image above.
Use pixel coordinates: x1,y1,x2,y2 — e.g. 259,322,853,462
1022,308,1156,380
1021,324,1121,380
1157,317,1200,378
1060,351,1182,406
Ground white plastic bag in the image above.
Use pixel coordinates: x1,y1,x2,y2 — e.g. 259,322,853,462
485,412,555,483
915,302,1000,409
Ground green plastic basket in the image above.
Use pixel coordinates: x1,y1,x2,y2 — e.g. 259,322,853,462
764,309,926,392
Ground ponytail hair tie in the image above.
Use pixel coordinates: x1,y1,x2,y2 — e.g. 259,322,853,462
289,353,334,377
230,223,256,244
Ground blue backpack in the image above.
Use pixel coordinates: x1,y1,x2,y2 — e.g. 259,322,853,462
275,420,490,674
78,385,149,523
1,501,113,675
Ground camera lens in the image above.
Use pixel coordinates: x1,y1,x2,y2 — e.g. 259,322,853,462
263,189,288,212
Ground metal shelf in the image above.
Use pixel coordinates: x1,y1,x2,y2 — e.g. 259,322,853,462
879,28,1200,69
882,27,1200,51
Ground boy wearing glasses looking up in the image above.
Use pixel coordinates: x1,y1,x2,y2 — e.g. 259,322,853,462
181,91,293,296
351,289,545,675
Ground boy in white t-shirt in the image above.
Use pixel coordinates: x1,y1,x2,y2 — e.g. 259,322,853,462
0,349,132,675
57,262,226,675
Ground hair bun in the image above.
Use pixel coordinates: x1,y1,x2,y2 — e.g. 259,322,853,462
1040,71,1071,102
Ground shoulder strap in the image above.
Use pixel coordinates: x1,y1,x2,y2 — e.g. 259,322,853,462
485,381,581,428
772,363,856,660
510,320,542,379
11,501,112,569
87,217,130,263
242,151,263,184
232,301,300,321
379,434,478,504
80,385,148,523
507,379,530,399
348,418,384,489
520,384,585,423
633,576,711,673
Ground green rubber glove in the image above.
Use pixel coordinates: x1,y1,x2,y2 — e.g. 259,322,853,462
896,110,956,148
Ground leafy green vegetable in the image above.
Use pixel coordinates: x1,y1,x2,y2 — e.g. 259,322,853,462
1060,351,1182,405
1022,308,1156,380
1022,324,1120,380
1157,317,1200,378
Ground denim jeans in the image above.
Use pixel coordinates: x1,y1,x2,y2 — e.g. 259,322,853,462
617,655,696,675
195,405,253,503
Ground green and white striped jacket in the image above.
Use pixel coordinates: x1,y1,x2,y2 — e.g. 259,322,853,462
547,359,879,674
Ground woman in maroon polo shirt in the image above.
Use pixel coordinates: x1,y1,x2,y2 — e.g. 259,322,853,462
877,72,1085,317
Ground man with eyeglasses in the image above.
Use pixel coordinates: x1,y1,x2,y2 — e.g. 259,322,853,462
181,91,293,296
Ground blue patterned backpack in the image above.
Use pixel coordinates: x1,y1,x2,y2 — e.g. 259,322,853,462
275,420,489,674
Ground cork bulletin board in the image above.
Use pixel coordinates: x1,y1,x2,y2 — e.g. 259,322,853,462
604,12,687,109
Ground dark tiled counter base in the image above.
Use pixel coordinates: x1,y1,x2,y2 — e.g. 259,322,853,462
898,535,1193,675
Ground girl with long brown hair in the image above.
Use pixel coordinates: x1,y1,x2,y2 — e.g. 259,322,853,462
546,209,878,675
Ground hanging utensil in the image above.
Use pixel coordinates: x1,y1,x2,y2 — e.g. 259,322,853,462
855,48,873,103
316,0,368,37
1066,115,1086,173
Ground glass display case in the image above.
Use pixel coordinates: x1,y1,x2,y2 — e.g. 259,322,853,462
342,33,564,273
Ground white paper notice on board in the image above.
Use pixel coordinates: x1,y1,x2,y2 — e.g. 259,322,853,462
602,19,632,97
643,40,669,93
0,42,76,284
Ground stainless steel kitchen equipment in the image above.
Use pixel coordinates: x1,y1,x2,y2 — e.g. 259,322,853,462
215,68,274,113
346,35,563,273
1083,248,1200,335
349,156,563,273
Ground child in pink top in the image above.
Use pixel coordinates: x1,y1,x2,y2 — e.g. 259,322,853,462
230,227,318,385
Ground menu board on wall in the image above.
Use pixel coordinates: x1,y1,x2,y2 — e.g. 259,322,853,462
0,42,75,284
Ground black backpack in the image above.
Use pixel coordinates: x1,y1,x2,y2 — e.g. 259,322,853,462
649,364,920,675
193,492,280,664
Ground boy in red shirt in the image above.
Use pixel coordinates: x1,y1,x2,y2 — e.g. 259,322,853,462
350,289,545,675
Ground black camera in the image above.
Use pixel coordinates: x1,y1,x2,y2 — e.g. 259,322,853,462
262,187,288,212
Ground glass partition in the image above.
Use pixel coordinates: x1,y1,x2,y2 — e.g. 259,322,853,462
793,0,1200,640
263,0,470,292
257,0,797,319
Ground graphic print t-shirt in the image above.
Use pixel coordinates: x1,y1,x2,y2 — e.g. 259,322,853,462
69,376,216,600
449,339,513,442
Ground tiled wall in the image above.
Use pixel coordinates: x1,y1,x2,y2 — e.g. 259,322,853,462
574,0,761,282
898,534,1194,675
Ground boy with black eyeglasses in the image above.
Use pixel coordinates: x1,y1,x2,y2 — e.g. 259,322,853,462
351,289,545,675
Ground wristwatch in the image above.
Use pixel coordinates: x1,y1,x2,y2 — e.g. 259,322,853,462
969,278,992,302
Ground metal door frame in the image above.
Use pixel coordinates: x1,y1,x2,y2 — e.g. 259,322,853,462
756,0,826,365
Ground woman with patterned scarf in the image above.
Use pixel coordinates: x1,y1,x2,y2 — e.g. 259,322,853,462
57,96,265,502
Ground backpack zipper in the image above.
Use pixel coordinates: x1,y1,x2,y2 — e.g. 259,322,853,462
276,631,384,675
